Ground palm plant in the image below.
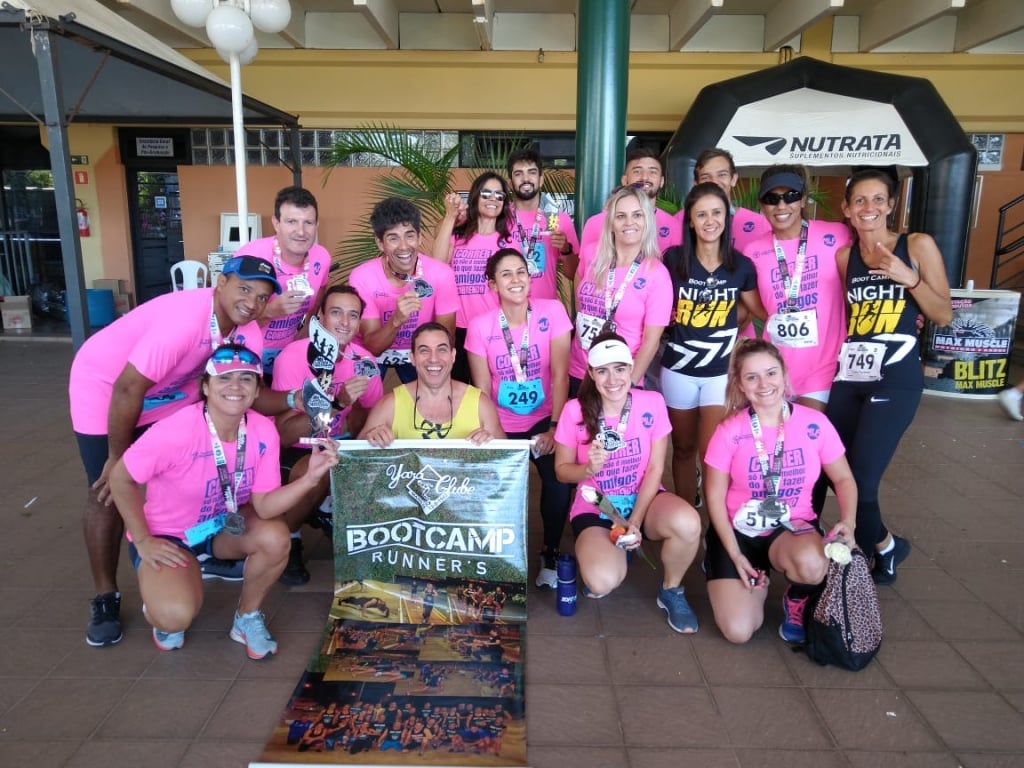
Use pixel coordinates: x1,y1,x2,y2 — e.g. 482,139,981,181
322,124,460,283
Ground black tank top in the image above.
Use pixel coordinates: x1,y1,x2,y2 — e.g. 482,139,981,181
842,234,923,388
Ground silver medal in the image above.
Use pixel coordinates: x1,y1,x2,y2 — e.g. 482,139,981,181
412,278,434,298
224,512,246,536
599,429,625,453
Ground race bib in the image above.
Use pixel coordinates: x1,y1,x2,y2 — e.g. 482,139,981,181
836,341,886,382
526,239,548,276
184,514,225,546
575,312,605,350
767,309,818,349
497,379,545,415
605,493,637,521
732,498,790,537
377,348,411,367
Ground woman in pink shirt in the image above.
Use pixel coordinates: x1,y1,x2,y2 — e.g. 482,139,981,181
434,172,515,383
703,339,856,645
555,334,701,633
109,344,338,659
569,186,673,390
466,248,573,590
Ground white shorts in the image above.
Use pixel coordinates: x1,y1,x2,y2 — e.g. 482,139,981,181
799,389,831,405
660,368,727,410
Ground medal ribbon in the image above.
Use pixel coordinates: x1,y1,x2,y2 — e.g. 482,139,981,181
604,254,643,325
204,406,247,516
748,404,788,498
772,222,808,312
274,240,310,281
498,306,532,383
383,253,423,284
598,392,632,447
511,208,546,267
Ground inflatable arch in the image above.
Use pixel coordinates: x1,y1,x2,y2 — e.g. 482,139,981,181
663,57,977,287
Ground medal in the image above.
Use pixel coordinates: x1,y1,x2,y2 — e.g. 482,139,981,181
354,358,380,378
599,429,625,452
224,512,246,536
412,277,434,298
759,496,787,519
600,320,617,334
699,275,724,304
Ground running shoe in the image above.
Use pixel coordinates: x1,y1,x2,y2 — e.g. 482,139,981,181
778,586,808,643
230,610,278,659
86,592,123,647
872,535,911,585
535,550,558,589
657,586,698,633
279,538,310,586
200,557,245,582
997,388,1023,421
152,627,185,651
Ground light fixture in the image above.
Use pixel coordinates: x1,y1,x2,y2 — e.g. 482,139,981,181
172,0,293,248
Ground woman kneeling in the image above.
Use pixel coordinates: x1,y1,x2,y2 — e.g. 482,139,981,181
704,339,856,644
109,343,338,658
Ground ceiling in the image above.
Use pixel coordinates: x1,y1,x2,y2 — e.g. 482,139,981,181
99,0,1024,55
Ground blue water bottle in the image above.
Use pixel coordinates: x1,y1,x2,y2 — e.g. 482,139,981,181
556,553,577,616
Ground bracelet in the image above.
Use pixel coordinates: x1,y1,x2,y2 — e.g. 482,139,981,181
286,389,298,410
907,273,922,290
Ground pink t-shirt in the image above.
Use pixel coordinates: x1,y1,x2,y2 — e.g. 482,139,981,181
348,254,459,353
464,298,573,433
704,403,845,531
235,237,332,364
743,220,851,395
555,390,672,521
569,258,673,379
506,209,579,302
271,338,384,442
69,288,263,435
121,402,281,541
448,231,507,328
579,207,681,265
731,207,772,256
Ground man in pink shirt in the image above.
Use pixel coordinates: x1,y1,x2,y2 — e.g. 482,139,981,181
505,147,580,297
272,285,384,583
236,187,332,376
689,147,771,256
69,255,286,649
579,146,682,262
349,197,458,383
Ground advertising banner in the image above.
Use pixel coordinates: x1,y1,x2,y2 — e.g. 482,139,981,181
254,440,530,767
922,289,1021,398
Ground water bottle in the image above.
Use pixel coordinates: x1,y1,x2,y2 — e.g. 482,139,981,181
556,553,577,617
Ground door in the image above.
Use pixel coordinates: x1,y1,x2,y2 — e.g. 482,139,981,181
128,171,184,305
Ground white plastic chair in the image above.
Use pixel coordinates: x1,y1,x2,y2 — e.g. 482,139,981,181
170,259,209,291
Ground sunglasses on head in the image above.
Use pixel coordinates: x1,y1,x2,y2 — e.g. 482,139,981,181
479,189,506,201
760,189,804,206
211,347,260,366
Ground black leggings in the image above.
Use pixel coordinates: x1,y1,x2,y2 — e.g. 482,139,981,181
508,418,571,553
813,380,921,555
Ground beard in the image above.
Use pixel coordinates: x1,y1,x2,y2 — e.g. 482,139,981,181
514,184,539,202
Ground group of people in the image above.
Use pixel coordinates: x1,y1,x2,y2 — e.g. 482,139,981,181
69,143,953,656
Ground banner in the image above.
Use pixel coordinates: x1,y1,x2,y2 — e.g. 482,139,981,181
922,289,1020,398
255,440,530,767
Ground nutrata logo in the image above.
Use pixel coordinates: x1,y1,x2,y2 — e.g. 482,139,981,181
386,462,475,515
734,134,904,160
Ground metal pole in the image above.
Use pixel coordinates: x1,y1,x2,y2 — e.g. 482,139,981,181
575,0,630,231
229,51,249,245
32,24,89,348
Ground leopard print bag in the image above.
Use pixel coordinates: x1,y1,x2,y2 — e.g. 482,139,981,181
803,548,882,671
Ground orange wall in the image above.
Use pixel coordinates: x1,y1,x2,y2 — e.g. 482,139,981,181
177,166,479,275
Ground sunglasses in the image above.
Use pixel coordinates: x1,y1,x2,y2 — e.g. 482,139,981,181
479,189,506,201
760,189,804,206
211,347,260,366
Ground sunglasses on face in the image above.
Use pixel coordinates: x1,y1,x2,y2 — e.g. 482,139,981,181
760,189,804,206
210,347,260,366
479,189,506,201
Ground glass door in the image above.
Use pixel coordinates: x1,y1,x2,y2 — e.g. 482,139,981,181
128,171,184,305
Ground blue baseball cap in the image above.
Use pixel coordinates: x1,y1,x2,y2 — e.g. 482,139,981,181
220,255,282,294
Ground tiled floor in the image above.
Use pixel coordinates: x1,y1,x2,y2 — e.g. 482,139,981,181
2,337,1023,768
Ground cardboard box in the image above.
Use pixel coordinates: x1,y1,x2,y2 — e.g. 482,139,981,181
1,295,33,330
113,293,134,316
93,278,129,294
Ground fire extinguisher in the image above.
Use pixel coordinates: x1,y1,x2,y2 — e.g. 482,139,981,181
76,199,91,237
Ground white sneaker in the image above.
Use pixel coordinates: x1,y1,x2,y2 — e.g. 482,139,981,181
535,551,558,589
997,389,1023,421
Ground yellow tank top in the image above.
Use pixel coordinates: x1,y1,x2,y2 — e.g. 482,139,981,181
391,384,483,439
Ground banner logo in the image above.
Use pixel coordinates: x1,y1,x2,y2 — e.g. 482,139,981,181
386,461,475,515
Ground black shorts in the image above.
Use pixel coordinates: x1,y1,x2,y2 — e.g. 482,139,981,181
127,533,216,569
280,445,311,483
75,426,149,485
571,511,651,538
703,524,788,581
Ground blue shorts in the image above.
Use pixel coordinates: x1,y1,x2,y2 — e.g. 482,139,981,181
75,426,150,485
127,533,216,569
